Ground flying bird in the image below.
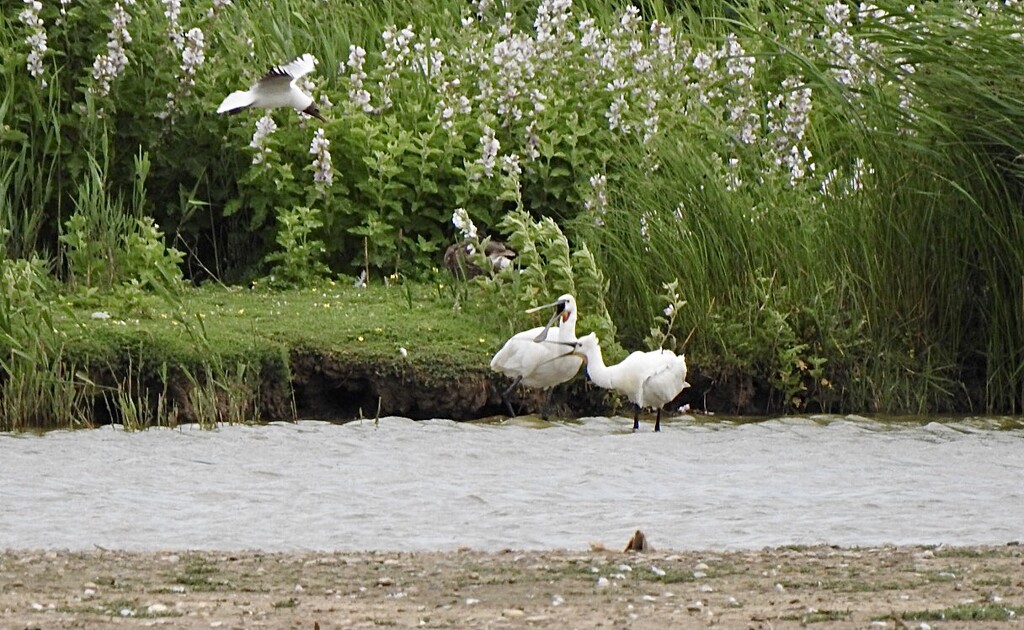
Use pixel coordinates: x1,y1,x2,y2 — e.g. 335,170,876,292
490,294,582,418
217,53,326,122
571,332,689,432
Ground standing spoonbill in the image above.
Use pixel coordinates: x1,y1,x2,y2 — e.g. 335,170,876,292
571,332,689,432
490,294,582,417
217,53,327,122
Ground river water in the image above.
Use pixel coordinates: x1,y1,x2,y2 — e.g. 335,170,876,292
1,415,1021,552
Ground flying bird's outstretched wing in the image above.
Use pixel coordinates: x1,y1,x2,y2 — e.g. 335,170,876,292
216,90,255,114
261,53,317,83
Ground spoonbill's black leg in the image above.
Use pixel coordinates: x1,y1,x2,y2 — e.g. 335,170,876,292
501,376,522,417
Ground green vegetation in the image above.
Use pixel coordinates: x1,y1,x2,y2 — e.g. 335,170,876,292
781,609,851,624
895,603,1024,622
4,0,1024,430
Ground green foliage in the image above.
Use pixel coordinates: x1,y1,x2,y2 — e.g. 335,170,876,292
0,255,91,431
492,204,616,345
897,604,1024,622
2,0,1024,414
644,280,687,352
59,149,182,298
262,206,331,288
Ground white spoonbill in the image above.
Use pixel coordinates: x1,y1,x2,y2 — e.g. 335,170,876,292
490,294,582,417
217,53,327,122
571,332,689,432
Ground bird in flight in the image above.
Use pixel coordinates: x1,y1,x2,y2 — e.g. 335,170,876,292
217,53,326,122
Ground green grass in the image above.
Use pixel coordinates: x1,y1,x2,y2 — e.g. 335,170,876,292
272,597,299,608
61,281,513,379
780,609,851,624
896,604,1024,622
172,556,223,592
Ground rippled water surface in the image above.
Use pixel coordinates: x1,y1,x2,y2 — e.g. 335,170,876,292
2,416,1022,552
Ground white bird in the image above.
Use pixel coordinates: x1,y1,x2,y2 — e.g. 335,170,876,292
571,332,689,432
490,294,582,418
217,53,326,122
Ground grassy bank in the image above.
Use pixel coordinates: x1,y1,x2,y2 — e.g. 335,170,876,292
3,281,588,431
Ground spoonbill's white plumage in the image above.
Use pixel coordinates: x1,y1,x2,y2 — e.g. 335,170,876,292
490,294,582,417
572,332,689,432
217,53,326,122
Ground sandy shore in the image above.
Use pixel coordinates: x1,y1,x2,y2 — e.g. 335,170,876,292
2,544,1022,629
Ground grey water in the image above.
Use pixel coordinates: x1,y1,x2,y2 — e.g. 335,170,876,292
1,415,1022,552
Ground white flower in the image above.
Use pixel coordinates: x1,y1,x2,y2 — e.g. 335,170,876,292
476,125,499,178
692,51,713,73
91,2,133,98
163,0,184,51
501,153,521,176
309,128,333,189
346,45,374,113
206,0,232,19
159,27,205,120
19,0,48,88
249,115,277,166
585,173,608,225
452,208,478,241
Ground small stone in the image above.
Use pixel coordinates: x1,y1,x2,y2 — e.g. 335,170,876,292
869,622,888,629
686,600,703,612
642,595,657,602
919,624,932,630
502,608,525,618
294,584,304,592
650,565,666,577
699,584,714,593
377,577,394,587
147,603,169,614
694,562,709,571
464,597,480,605
596,577,610,588
774,583,786,593
692,571,707,579
551,594,565,607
